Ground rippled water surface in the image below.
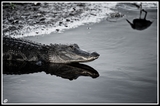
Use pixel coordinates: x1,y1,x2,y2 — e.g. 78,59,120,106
3,4,158,104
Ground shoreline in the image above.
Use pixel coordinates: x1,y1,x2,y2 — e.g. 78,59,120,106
2,2,117,38
2,2,157,38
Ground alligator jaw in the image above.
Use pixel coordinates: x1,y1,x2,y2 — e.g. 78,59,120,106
49,52,100,63
75,51,100,63
78,55,100,63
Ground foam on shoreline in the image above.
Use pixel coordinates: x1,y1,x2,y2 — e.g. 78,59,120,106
3,3,118,38
3,2,157,38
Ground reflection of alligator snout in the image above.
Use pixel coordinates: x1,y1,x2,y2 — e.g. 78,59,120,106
3,60,99,80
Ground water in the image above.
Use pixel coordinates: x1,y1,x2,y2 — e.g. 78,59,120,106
2,2,158,104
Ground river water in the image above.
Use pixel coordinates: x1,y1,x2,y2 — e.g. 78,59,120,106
3,3,158,104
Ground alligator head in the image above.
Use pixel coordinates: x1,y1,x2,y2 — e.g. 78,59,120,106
3,36,100,63
48,44,100,63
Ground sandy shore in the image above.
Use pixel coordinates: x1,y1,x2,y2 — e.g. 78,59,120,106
3,2,157,38
3,2,118,38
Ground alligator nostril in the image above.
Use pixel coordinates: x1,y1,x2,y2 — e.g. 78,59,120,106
91,52,100,57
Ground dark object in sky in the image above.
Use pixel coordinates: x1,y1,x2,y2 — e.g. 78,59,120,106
126,7,153,30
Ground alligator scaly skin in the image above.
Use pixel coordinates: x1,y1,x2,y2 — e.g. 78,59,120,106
3,36,50,62
3,36,100,63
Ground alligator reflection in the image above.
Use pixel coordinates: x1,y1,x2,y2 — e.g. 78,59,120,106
126,5,153,30
3,60,99,80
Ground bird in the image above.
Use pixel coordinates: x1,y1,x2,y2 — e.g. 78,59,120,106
126,3,153,30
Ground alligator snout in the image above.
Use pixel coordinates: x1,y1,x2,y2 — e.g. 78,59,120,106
91,52,100,57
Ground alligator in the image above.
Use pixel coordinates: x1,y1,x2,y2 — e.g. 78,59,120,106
3,60,99,80
3,36,100,63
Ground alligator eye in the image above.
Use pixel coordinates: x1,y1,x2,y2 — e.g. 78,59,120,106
73,44,79,48
69,45,74,49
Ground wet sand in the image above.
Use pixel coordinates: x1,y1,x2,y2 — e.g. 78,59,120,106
3,8,158,104
3,3,116,37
